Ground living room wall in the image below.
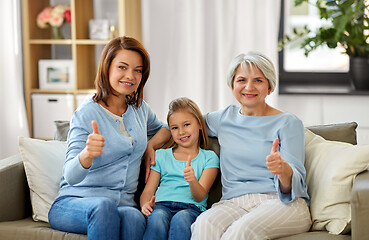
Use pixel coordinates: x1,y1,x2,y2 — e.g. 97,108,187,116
278,95,369,145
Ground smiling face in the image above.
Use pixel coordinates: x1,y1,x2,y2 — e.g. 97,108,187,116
168,110,202,150
232,64,271,112
108,49,143,98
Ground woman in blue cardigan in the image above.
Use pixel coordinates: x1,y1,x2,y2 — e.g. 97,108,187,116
191,52,311,239
48,36,170,240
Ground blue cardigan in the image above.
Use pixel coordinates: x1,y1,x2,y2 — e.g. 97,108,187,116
56,97,164,207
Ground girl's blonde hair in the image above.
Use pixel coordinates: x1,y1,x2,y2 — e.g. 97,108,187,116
166,97,208,149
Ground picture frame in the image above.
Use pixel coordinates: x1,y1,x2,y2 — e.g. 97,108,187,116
38,60,75,90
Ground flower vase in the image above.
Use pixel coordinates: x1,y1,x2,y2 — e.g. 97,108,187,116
51,27,63,39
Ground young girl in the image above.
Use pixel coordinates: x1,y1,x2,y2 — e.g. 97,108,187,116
140,97,219,240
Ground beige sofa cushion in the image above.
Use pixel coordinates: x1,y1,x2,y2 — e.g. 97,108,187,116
18,137,67,223
304,129,369,234
0,218,86,240
0,154,28,222
306,122,357,145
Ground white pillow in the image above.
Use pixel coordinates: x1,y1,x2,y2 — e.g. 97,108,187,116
304,129,369,234
18,136,66,222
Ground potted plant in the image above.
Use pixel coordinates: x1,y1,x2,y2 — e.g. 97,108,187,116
279,0,369,90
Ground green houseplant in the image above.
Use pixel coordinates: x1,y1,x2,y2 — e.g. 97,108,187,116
279,0,369,90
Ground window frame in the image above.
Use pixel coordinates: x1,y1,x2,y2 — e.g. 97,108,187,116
278,0,352,94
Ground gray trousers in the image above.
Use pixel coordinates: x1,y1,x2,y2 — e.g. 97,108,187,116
191,193,311,240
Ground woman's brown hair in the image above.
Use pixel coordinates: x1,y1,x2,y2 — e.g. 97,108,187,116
93,36,150,108
166,97,208,149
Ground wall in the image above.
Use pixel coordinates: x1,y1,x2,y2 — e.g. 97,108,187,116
277,95,369,145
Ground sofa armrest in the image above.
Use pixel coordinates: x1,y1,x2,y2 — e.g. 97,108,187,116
0,154,29,222
351,169,369,240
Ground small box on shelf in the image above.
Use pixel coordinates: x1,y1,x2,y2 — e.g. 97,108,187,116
31,93,74,139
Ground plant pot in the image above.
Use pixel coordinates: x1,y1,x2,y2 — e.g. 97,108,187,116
349,57,369,91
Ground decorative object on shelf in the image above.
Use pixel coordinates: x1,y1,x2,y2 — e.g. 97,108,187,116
36,5,71,39
109,25,118,39
51,26,63,40
38,60,75,90
89,19,110,40
279,0,369,91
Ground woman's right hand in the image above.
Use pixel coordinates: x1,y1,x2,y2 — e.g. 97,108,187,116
266,138,292,193
79,120,105,169
141,196,155,217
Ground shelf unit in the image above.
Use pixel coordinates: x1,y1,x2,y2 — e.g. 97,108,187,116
22,0,142,137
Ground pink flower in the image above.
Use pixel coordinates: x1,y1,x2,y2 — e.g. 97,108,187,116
49,15,64,27
39,7,53,21
36,5,71,29
37,7,53,29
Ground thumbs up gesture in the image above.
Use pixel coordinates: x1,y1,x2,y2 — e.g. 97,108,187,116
184,155,196,183
266,138,293,193
266,138,284,175
79,120,105,169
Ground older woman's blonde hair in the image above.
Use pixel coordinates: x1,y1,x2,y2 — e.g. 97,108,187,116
227,52,277,93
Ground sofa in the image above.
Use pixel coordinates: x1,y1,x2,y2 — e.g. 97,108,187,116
0,122,368,240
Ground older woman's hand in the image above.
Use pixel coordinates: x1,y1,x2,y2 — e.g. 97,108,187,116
266,138,293,193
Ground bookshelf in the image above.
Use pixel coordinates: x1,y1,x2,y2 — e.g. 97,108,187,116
22,0,142,137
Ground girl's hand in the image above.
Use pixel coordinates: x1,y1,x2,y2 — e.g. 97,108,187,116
266,138,293,193
184,156,197,183
141,196,155,217
79,120,105,169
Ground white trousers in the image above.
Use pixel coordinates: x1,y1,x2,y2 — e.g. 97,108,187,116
191,193,311,240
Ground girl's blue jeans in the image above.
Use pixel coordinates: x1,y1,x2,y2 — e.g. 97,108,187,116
48,196,146,240
143,201,202,240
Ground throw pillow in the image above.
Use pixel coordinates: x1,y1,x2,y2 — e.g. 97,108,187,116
306,122,358,145
18,137,66,222
304,129,369,234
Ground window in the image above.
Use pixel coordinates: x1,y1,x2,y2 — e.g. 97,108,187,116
279,0,352,94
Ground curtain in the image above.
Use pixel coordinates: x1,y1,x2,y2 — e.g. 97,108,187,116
142,0,281,121
0,0,29,159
